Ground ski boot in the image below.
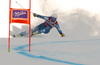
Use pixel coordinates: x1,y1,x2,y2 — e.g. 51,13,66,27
31,31,38,36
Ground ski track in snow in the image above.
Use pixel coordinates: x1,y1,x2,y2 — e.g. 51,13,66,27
13,39,100,65
14,41,84,65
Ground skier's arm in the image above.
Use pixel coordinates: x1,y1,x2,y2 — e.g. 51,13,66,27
33,13,49,20
55,23,65,37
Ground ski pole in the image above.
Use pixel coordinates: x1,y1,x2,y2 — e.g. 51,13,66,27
15,1,34,14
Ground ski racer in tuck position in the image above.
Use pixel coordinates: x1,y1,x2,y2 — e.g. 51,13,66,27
13,13,65,37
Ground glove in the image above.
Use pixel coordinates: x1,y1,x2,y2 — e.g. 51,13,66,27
61,33,65,37
33,13,37,17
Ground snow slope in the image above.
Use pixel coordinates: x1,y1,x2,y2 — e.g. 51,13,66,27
0,0,100,65
0,37,100,65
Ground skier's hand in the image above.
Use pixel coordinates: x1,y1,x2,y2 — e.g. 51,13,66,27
61,33,65,37
33,13,37,17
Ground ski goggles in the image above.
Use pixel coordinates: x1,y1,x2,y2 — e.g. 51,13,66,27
51,17,57,21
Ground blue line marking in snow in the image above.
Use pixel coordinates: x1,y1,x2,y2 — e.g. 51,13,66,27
14,41,84,65
18,52,83,65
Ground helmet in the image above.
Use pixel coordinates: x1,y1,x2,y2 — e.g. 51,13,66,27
51,14,57,18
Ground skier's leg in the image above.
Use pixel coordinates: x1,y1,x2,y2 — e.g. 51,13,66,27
13,24,44,37
15,31,28,37
31,26,50,36
32,23,45,35
43,29,50,34
13,31,28,37
38,26,51,34
32,23,45,32
20,31,28,36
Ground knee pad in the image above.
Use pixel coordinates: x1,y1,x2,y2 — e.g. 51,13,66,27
44,29,50,34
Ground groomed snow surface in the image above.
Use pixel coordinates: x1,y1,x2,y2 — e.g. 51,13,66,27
0,36,100,65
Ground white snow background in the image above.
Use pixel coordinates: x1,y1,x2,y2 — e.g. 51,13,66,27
0,0,100,65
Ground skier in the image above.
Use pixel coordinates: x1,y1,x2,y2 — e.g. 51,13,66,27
13,13,65,37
